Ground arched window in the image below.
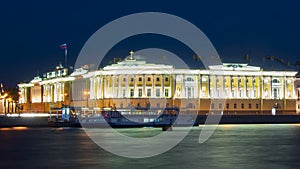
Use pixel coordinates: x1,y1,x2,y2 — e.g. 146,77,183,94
272,79,280,84
186,77,194,82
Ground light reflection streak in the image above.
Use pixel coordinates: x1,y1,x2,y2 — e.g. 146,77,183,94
4,113,49,117
0,126,28,131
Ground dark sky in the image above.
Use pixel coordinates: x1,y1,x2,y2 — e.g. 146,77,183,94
0,0,300,87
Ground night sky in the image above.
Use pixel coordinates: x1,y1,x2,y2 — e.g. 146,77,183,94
0,0,300,88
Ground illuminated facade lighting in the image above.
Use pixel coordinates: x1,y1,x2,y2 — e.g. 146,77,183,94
17,56,300,115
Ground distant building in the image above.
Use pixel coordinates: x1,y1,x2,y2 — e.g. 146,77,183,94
18,53,300,115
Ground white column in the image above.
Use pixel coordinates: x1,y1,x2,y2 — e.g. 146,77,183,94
134,76,137,98
152,75,154,97
104,76,107,98
118,76,121,98
90,78,94,99
292,78,296,99
162,75,164,98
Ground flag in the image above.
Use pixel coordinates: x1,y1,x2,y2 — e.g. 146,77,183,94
60,43,67,49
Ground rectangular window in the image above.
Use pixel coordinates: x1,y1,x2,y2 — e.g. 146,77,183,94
165,77,169,82
256,103,259,109
156,77,160,82
147,89,151,97
241,103,244,109
226,103,229,109
138,89,142,97
249,103,252,109
130,89,134,97
164,89,169,97
147,77,151,81
122,89,126,97
219,103,222,109
138,77,142,82
156,88,160,97
234,103,237,109
274,88,279,99
187,87,192,98
211,103,215,109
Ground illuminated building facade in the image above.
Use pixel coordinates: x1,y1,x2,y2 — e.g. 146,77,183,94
18,54,300,115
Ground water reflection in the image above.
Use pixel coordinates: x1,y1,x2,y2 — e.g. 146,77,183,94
0,126,28,131
0,124,299,168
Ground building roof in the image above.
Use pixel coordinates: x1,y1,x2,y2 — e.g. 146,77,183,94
221,55,298,71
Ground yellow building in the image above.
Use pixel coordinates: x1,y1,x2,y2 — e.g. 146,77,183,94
18,54,300,115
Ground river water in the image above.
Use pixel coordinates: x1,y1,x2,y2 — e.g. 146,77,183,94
1,124,300,169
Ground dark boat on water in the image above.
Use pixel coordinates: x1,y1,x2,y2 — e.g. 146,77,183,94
48,106,196,128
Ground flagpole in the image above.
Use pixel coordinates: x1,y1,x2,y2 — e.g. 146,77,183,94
65,47,67,68
60,43,67,68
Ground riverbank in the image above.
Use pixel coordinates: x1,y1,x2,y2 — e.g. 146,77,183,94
0,116,49,127
196,115,300,124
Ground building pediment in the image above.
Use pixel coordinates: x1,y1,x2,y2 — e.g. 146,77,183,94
103,59,174,71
